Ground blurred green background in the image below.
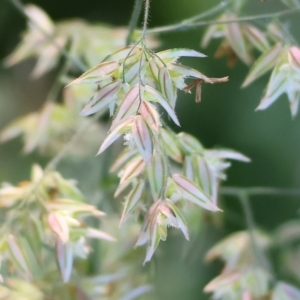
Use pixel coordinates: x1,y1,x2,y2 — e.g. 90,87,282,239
1,0,300,299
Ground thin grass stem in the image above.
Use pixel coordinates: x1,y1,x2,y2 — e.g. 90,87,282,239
239,193,274,278
146,7,300,35
126,0,144,46
221,186,300,197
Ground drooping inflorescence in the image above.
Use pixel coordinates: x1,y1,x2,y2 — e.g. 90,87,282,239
68,42,249,262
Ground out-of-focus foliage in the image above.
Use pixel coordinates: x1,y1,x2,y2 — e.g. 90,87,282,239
202,13,269,66
204,227,300,299
0,165,153,299
0,86,105,156
202,1,300,117
204,231,271,299
0,165,125,297
4,4,159,77
4,5,122,76
275,220,300,283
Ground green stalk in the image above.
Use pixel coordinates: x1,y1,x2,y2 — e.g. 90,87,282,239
126,0,144,45
146,7,300,35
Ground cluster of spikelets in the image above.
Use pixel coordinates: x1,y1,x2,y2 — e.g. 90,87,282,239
67,42,251,263
0,3,249,296
0,4,159,157
0,165,115,286
0,165,155,298
202,0,300,117
203,229,300,300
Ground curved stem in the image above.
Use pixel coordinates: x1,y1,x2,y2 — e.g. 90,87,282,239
126,0,144,46
185,1,230,24
146,7,300,35
122,37,142,83
239,193,262,265
144,47,166,67
239,193,274,277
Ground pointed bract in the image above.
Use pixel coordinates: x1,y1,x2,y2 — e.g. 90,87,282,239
168,63,213,83
201,23,222,48
225,14,252,65
183,155,215,201
157,48,206,63
139,100,161,132
196,156,216,201
256,62,287,111
56,239,73,283
242,43,284,87
243,25,270,53
172,174,220,211
67,61,119,86
132,116,153,163
204,270,241,293
177,132,204,154
158,67,177,108
147,151,166,199
48,212,69,243
114,179,133,197
139,199,190,264
148,57,164,81
112,84,140,128
120,180,145,225
144,220,160,264
110,148,137,172
102,45,142,62
160,129,183,163
86,228,116,242
288,46,300,73
204,149,251,162
47,199,105,216
286,75,300,117
120,156,145,184
144,85,180,126
80,80,122,116
136,200,161,247
97,116,134,155
165,199,189,240
7,235,31,277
